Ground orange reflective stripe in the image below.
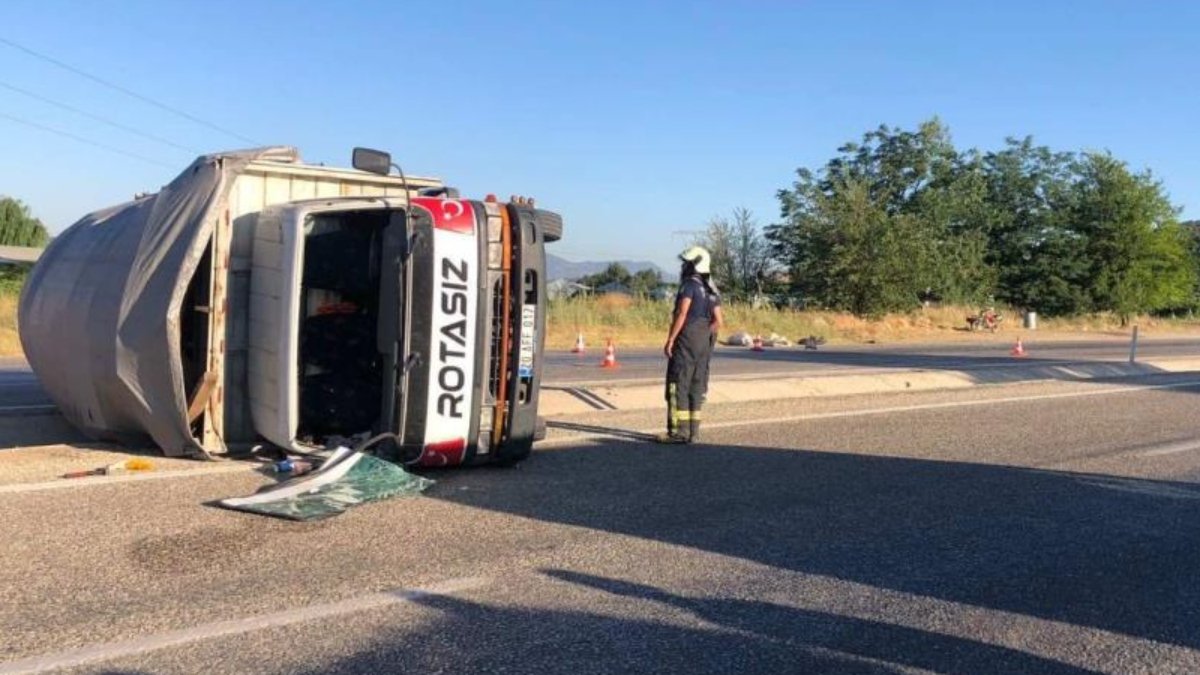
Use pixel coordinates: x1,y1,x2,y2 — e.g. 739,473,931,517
491,204,514,447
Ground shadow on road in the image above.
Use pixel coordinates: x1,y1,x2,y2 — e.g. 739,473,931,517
297,429,1200,673
299,572,1098,674
0,412,89,449
437,438,1200,647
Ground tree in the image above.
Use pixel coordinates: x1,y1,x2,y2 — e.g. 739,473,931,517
978,137,1083,313
694,207,771,300
767,119,965,314
629,268,663,295
577,263,632,290
1069,153,1195,322
0,197,50,247
817,179,933,316
767,119,1200,317
729,207,772,298
698,215,734,293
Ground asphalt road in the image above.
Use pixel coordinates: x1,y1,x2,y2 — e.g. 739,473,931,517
3,338,1198,412
544,336,1200,385
0,358,49,410
4,374,1200,673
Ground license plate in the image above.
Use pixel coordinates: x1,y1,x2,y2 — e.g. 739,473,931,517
518,304,536,378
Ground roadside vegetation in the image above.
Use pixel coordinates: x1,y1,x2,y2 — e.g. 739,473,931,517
0,271,23,357
0,196,49,357
0,296,19,355
0,197,51,248
688,119,1200,324
546,295,1200,350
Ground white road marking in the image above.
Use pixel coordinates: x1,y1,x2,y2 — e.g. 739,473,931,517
545,357,1107,388
1140,440,1200,457
0,464,257,495
0,576,490,675
540,379,1200,446
1077,476,1200,500
703,379,1200,432
0,405,56,414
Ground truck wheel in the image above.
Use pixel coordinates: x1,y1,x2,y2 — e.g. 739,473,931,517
535,209,563,243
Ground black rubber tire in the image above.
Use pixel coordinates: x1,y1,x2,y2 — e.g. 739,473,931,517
535,209,563,243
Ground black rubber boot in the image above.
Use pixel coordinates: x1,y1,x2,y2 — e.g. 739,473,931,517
688,417,701,444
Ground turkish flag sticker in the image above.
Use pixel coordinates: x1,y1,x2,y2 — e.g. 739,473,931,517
418,438,467,467
412,197,475,234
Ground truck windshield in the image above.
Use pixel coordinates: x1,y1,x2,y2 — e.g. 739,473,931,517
296,208,406,445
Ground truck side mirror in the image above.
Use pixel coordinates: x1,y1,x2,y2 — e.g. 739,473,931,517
352,147,392,176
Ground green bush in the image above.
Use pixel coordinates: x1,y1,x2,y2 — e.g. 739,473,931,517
0,265,28,296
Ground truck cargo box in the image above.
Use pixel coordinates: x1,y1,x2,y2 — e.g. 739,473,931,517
19,148,442,457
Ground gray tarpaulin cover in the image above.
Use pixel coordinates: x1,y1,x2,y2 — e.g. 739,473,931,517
19,147,298,457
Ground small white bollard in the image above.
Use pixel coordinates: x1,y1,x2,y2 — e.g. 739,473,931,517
1129,325,1139,364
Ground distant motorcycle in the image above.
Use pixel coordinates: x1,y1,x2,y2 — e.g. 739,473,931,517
966,309,1002,333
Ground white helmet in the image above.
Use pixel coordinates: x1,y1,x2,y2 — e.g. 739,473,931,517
678,246,712,275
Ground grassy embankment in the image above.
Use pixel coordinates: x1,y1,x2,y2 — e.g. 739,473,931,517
546,294,1200,350
0,267,23,357
0,294,19,356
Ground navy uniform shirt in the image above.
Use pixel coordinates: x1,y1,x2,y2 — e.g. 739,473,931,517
676,276,721,324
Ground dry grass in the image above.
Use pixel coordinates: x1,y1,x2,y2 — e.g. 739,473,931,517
0,294,21,357
546,295,1200,349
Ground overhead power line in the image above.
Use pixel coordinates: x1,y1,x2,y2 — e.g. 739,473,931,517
0,110,176,168
0,35,260,145
0,80,198,153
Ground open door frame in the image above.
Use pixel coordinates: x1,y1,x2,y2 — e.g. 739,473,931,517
200,208,233,453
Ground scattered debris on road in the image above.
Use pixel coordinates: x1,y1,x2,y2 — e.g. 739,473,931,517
724,331,753,347
62,458,155,479
764,333,792,347
217,446,433,521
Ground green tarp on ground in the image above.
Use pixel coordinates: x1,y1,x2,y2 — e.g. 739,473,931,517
218,447,433,521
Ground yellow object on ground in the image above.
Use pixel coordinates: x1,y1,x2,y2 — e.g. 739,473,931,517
103,458,155,475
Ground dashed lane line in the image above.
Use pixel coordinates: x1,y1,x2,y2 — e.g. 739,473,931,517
1140,440,1200,457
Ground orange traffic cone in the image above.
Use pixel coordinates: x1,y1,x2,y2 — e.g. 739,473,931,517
751,335,765,352
571,332,586,354
1011,337,1027,358
600,339,618,368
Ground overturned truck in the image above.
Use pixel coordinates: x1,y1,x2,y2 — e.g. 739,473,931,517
20,147,562,466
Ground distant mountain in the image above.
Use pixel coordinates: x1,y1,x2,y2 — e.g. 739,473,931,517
547,253,671,282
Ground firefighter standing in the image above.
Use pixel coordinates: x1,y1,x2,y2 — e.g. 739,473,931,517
657,246,724,444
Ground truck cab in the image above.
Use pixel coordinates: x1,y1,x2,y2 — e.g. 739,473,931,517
246,150,561,466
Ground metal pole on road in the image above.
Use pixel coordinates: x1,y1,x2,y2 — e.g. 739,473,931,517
1129,325,1139,364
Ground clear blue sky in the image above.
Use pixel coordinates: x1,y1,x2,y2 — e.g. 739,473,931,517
1,1,1197,269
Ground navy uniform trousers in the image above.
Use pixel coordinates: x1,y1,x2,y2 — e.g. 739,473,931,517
665,319,713,441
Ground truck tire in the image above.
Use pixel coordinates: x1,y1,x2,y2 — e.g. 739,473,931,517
535,209,563,243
